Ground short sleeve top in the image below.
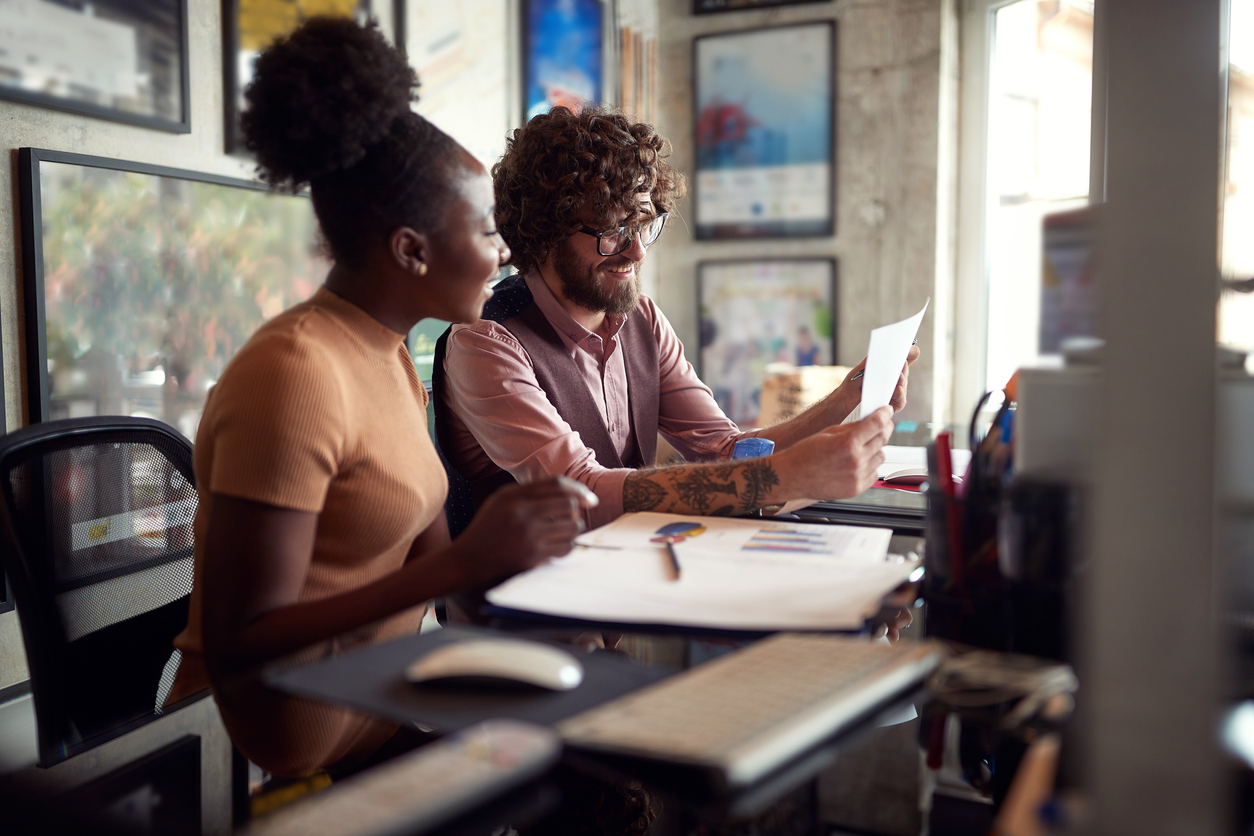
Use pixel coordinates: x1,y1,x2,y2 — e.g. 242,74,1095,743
173,286,447,776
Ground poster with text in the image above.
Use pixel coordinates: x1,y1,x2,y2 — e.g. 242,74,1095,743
694,22,834,239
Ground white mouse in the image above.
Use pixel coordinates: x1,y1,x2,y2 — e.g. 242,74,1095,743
405,638,584,691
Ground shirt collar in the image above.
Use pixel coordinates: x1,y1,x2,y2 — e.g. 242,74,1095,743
524,270,626,344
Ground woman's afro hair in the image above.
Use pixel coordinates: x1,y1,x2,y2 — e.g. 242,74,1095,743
239,17,465,268
242,17,417,190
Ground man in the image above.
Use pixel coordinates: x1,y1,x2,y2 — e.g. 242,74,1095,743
434,106,918,534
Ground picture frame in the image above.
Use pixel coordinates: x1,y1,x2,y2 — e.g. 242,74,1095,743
17,147,327,438
0,0,190,133
698,259,838,425
693,21,835,239
693,0,831,14
405,0,511,167
222,0,374,155
523,0,604,121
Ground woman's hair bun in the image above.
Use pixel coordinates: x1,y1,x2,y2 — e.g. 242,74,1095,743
242,17,417,190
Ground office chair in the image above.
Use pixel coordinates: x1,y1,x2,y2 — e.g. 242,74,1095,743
0,416,201,766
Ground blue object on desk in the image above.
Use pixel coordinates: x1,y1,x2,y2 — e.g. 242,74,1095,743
732,438,775,458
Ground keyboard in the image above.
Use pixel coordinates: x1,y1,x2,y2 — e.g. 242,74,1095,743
248,720,560,836
557,634,943,789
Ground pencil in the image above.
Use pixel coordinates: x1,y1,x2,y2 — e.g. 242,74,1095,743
664,537,682,581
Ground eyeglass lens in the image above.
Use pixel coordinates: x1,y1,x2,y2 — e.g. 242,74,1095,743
600,214,667,256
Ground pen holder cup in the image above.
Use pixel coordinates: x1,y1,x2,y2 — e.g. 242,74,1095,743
998,477,1081,662
922,487,1010,651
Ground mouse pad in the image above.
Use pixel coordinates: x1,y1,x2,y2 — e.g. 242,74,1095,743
264,625,672,733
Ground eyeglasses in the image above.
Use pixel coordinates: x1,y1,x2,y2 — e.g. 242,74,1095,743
578,212,669,257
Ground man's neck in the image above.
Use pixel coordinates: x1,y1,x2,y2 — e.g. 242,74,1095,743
537,266,608,334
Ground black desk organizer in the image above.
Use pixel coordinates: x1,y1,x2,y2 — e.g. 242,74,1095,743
922,480,1011,652
923,474,1081,661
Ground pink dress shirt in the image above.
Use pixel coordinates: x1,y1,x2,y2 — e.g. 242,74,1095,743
441,272,751,528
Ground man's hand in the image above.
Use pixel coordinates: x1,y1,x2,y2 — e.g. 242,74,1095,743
776,407,893,500
890,344,921,413
457,477,598,584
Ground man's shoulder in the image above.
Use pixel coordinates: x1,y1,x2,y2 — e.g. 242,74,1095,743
479,275,534,323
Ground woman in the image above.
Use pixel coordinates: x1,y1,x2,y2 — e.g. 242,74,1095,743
167,18,593,778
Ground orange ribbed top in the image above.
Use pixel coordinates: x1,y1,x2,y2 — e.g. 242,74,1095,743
172,286,447,777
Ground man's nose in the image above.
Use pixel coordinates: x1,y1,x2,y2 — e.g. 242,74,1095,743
623,230,648,261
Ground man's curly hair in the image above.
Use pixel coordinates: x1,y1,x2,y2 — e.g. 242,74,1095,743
492,106,686,275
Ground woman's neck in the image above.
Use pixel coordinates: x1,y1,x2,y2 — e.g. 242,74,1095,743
323,263,413,335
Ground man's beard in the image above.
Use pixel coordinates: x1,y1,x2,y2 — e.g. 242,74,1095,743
551,238,641,315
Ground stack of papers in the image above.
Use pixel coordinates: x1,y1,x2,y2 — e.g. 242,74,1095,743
485,512,917,631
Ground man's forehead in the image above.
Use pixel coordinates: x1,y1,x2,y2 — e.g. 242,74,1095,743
583,192,656,225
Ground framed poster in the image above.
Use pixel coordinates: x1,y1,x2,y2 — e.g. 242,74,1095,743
694,0,831,13
524,0,604,120
406,0,511,167
698,259,837,425
17,148,327,439
693,22,835,239
223,0,372,154
0,0,189,132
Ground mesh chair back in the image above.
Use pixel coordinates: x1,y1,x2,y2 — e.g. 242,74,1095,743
0,417,197,765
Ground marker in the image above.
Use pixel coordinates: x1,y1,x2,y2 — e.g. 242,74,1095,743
662,536,682,581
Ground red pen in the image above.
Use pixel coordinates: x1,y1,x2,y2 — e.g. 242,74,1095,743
936,431,965,593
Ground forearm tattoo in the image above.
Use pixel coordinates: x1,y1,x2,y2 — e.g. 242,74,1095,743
622,460,781,516
740,460,781,512
623,472,667,512
670,465,737,515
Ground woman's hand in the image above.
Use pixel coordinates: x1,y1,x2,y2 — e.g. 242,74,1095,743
456,476,599,585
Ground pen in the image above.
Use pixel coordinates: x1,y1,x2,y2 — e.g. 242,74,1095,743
663,536,682,581
850,339,917,381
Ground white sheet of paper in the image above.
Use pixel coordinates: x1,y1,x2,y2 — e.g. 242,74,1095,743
859,300,930,420
486,512,914,631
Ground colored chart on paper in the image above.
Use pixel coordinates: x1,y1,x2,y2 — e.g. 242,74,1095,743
742,524,837,554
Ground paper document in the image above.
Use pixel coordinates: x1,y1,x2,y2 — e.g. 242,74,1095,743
860,300,929,420
486,512,916,631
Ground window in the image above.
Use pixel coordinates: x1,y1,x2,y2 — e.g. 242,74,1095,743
1221,0,1254,349
954,0,1095,409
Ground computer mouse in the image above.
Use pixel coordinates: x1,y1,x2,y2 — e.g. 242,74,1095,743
404,638,585,691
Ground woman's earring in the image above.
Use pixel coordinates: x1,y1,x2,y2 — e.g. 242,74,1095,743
416,262,428,276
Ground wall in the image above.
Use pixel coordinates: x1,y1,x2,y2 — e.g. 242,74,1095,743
652,0,954,426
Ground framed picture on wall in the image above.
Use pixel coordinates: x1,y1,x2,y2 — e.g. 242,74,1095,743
698,258,837,425
223,0,373,154
405,0,511,168
694,0,831,13
523,0,604,121
0,0,190,132
17,147,327,438
693,21,835,239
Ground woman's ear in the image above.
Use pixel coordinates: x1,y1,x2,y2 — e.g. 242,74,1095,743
390,226,429,276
